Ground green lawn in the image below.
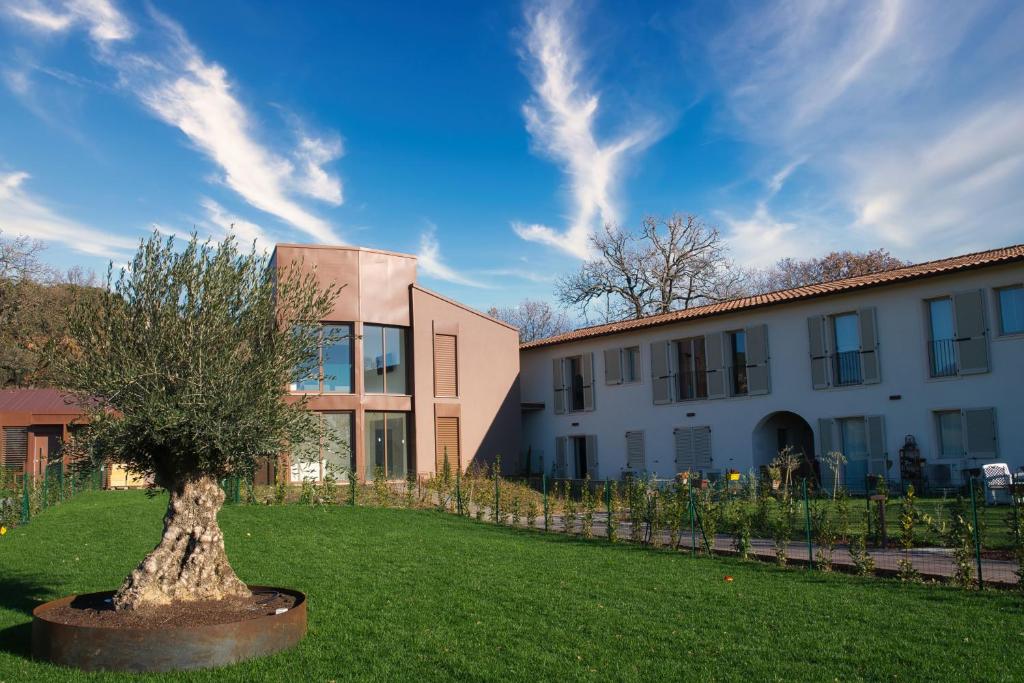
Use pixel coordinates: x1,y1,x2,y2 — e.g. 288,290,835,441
1,492,1021,682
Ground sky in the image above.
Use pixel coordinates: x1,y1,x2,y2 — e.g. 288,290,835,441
1,0,1022,312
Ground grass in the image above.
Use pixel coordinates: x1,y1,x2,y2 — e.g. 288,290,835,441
1,492,1022,682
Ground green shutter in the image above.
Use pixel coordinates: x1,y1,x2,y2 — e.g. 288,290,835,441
858,307,881,384
604,348,622,385
953,290,989,374
552,358,565,415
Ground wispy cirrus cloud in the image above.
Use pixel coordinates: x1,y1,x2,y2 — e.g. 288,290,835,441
416,225,489,288
199,198,275,254
0,170,138,259
3,1,346,245
702,0,1024,258
513,0,663,259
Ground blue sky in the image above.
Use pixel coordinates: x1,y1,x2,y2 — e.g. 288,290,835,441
1,1,1022,312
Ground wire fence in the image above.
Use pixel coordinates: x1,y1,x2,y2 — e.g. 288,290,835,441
221,463,1023,590
0,461,106,531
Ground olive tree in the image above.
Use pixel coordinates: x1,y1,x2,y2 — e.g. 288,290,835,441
53,233,339,610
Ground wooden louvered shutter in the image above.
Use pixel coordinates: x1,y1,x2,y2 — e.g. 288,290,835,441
808,316,830,389
704,332,727,399
626,431,645,472
552,358,565,415
435,416,460,474
857,307,881,384
581,352,595,411
674,427,693,472
964,408,997,459
554,437,567,478
953,290,990,374
745,324,770,396
693,426,712,471
433,334,458,397
865,415,887,477
3,427,27,471
604,348,622,385
650,341,672,404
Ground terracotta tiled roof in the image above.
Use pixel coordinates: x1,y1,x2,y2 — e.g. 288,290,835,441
521,243,1024,351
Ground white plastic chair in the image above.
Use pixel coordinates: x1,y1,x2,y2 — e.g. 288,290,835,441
982,463,1013,505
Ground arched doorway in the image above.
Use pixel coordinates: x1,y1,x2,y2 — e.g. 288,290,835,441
752,411,817,482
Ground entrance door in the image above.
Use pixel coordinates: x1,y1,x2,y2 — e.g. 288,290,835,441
34,428,63,477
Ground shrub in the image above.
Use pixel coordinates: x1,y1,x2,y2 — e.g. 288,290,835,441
581,476,595,539
563,481,577,535
896,486,921,582
849,525,875,576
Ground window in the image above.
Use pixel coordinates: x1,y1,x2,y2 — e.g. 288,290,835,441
927,298,956,377
433,334,458,397
831,313,862,385
571,436,588,479
997,285,1024,335
567,355,585,411
839,417,869,486
554,435,597,478
291,324,354,393
626,430,645,472
435,416,459,473
675,336,707,401
674,425,712,473
728,331,747,396
289,412,354,482
622,346,640,383
936,411,963,458
365,412,410,480
363,325,408,394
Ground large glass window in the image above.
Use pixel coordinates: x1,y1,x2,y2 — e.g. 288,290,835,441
997,285,1024,335
840,417,868,486
291,324,354,393
729,331,748,396
290,412,354,482
622,346,640,383
832,313,862,385
936,411,963,458
675,336,707,400
363,325,409,394
364,412,410,480
927,298,957,377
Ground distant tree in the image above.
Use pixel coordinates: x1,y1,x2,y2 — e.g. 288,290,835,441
751,249,910,293
51,232,340,610
555,215,741,322
0,231,102,386
487,299,572,343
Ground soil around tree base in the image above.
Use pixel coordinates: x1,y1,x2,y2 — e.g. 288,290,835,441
43,589,298,628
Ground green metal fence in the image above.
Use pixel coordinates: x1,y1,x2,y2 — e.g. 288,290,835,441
0,461,106,531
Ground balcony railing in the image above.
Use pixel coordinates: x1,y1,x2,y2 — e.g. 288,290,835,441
833,350,862,386
928,338,958,377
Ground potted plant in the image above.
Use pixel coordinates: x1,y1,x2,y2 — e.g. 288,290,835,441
36,233,341,672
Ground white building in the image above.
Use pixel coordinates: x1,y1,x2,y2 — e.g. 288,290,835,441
520,244,1024,491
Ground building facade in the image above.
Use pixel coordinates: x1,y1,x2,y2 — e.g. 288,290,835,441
0,388,82,480
271,244,520,483
519,245,1024,491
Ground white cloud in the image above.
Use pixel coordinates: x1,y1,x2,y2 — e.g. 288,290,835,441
720,202,818,268
703,0,1024,258
416,226,488,288
4,0,133,44
514,0,663,259
199,198,275,254
4,1,346,244
0,170,139,259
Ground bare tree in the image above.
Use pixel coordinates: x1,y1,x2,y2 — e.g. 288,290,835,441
487,299,572,343
555,215,740,322
751,249,909,293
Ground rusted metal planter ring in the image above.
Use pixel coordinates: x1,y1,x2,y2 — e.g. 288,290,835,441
32,585,306,673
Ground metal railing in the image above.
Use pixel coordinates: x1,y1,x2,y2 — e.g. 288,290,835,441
833,350,863,386
928,338,957,377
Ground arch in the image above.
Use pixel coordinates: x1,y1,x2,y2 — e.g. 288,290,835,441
752,411,817,481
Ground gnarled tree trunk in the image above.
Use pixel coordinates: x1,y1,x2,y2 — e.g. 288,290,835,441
114,476,250,610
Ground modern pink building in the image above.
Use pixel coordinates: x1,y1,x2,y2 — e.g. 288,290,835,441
269,244,520,483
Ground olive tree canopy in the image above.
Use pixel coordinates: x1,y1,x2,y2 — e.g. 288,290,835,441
53,232,339,609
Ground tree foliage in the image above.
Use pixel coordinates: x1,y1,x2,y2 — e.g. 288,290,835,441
52,232,340,488
487,299,572,342
751,249,909,293
555,215,745,322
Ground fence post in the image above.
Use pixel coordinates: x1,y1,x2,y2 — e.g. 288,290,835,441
865,477,873,543
969,477,984,588
455,466,463,516
542,473,549,532
688,480,696,557
803,479,813,570
605,480,612,540
21,474,30,523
